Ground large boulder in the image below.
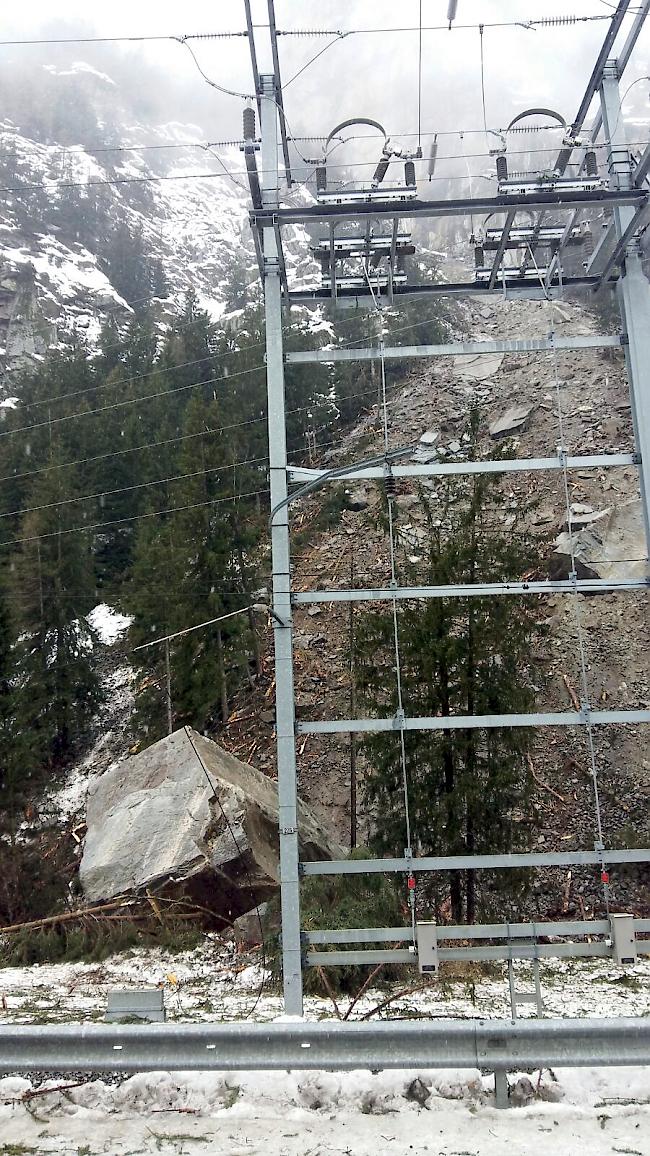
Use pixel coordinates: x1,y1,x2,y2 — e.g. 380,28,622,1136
80,727,343,925
550,498,648,581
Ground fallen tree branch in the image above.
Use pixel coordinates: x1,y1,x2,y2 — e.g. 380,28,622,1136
316,966,342,1020
0,899,139,935
344,960,387,1020
359,982,433,1021
527,754,566,803
562,673,581,712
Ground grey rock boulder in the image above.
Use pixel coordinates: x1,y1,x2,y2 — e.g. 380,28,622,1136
80,727,343,923
550,498,648,581
489,403,534,439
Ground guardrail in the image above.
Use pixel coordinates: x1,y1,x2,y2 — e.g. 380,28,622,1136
1,1018,649,1075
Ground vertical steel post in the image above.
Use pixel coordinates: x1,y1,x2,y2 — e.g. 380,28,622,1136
600,62,650,554
260,73,303,1015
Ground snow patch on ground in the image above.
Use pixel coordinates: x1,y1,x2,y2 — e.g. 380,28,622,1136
0,1065,649,1154
86,603,133,645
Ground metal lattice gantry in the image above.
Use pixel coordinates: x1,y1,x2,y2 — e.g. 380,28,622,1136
246,1,650,1016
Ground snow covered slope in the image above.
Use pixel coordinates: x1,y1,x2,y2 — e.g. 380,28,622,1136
0,60,317,382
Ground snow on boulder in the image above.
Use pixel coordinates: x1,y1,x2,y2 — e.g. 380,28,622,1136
80,727,343,924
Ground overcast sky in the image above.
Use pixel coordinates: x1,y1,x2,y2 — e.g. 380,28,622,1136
3,2,649,172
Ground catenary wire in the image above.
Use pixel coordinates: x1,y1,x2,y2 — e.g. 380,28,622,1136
0,297,458,446
362,264,418,946
2,486,271,547
526,242,611,914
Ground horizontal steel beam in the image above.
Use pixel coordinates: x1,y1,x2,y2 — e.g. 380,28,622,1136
285,334,623,364
288,276,610,304
307,941,637,966
297,709,650,736
305,918,650,945
301,848,650,876
288,452,636,483
3,1018,650,1074
293,578,648,605
251,188,646,227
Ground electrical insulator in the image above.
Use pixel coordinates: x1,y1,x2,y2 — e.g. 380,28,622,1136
373,156,390,185
404,159,416,187
428,135,438,181
474,246,484,269
447,0,458,26
243,105,256,142
496,154,508,182
316,165,327,193
585,150,598,178
385,474,397,499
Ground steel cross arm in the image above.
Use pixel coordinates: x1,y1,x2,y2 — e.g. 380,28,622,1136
301,847,650,877
3,1018,650,1075
634,141,650,187
292,578,648,605
554,0,633,175
550,0,649,276
296,709,650,735
595,200,650,287
288,452,637,484
266,1,292,186
285,334,623,364
488,208,516,290
243,0,261,117
250,189,645,227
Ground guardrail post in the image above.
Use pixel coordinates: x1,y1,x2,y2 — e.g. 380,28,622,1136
494,1069,509,1109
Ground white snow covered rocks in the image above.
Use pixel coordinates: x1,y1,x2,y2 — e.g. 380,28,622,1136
80,726,343,923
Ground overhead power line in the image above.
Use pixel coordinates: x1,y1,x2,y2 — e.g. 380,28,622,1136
0,362,267,440
3,486,270,547
0,453,270,522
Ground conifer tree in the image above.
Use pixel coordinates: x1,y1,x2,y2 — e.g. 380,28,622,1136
355,415,544,923
10,457,100,768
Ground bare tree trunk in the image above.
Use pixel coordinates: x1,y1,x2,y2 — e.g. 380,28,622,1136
216,628,229,723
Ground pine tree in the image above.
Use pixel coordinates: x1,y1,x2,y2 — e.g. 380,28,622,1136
355,415,544,923
10,457,100,769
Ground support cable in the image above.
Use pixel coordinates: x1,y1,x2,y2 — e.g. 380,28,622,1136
479,24,489,145
527,244,610,913
362,264,417,944
417,0,423,152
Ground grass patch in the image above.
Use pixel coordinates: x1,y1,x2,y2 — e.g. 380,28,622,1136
0,919,203,967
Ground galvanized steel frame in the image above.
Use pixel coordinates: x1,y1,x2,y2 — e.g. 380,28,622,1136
256,8,650,1016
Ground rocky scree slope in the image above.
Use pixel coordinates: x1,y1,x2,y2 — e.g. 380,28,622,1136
216,290,649,920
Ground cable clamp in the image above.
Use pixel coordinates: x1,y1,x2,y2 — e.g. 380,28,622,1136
556,445,568,466
393,709,406,731
580,700,592,723
280,826,298,837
